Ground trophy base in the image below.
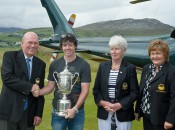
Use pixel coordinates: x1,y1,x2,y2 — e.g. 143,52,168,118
56,112,67,117
57,98,71,117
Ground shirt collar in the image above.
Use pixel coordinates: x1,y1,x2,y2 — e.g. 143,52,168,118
149,63,164,76
24,54,33,61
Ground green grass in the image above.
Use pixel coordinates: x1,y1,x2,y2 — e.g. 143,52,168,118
0,47,143,130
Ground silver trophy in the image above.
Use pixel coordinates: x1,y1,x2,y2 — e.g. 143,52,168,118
53,62,79,117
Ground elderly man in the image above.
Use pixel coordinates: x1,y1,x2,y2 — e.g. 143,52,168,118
0,32,46,130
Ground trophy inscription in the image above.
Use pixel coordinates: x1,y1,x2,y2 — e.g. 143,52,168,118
53,62,79,117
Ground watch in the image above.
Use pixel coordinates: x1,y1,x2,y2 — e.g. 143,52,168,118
73,107,79,113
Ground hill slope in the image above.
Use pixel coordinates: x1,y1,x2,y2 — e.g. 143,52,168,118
0,27,22,33
75,18,174,37
0,18,174,46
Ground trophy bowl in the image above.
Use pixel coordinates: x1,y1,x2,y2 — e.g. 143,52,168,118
53,64,79,117
58,74,72,94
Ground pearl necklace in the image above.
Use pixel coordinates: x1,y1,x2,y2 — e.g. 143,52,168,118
111,65,120,70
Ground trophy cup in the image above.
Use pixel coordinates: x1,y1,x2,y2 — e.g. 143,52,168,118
53,62,79,117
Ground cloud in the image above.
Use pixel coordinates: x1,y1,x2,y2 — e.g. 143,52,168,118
0,0,174,29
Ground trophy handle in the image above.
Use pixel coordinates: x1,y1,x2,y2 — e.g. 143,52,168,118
53,71,61,89
71,72,79,89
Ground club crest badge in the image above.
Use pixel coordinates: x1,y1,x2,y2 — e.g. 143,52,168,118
122,82,128,90
158,84,165,91
157,84,166,93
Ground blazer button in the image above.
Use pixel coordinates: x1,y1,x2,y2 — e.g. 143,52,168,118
23,99,26,102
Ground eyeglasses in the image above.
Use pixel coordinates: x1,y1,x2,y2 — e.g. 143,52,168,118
25,41,39,45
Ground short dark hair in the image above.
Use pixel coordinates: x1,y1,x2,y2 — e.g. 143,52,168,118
60,33,78,49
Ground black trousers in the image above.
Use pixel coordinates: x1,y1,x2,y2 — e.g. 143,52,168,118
0,109,34,130
143,114,175,130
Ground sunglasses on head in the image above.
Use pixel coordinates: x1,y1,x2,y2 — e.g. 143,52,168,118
61,33,75,39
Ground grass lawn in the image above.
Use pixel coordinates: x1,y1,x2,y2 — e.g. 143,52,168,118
35,71,143,130
0,47,143,130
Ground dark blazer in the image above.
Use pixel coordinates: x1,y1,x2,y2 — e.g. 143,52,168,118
136,62,175,125
93,60,139,122
0,50,46,126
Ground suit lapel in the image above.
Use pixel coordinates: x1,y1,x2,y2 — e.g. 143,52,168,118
31,56,38,82
150,71,164,84
140,66,150,92
17,50,29,80
140,63,168,92
103,61,112,98
115,60,127,87
16,50,40,82
150,62,168,84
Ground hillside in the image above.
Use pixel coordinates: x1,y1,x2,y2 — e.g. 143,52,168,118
0,27,22,33
0,18,174,47
75,18,174,37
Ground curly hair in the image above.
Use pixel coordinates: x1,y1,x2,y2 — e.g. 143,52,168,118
148,39,169,61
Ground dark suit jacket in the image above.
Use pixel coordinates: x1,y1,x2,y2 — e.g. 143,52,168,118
0,50,46,127
136,62,175,125
93,60,139,122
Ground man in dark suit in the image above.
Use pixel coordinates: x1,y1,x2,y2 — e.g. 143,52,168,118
0,32,46,130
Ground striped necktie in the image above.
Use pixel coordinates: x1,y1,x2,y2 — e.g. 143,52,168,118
26,58,31,80
24,58,31,110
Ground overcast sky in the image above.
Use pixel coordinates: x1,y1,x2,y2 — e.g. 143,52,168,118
0,0,174,29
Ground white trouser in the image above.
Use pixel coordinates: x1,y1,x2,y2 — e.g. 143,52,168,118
98,112,132,130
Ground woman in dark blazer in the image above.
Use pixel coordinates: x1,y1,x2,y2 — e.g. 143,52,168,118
93,35,139,130
135,39,175,130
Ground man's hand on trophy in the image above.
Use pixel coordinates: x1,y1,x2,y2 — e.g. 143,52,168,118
31,84,40,97
64,108,76,119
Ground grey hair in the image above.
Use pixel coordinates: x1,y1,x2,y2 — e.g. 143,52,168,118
22,32,38,42
108,35,128,51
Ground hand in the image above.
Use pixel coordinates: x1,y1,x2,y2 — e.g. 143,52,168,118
111,102,122,112
99,100,114,112
33,116,42,126
134,113,140,121
64,108,76,119
164,121,173,130
104,105,114,112
31,84,40,97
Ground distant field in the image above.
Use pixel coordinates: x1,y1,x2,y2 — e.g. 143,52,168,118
0,47,143,130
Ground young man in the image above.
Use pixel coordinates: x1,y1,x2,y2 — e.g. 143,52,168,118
0,32,46,130
37,33,91,130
